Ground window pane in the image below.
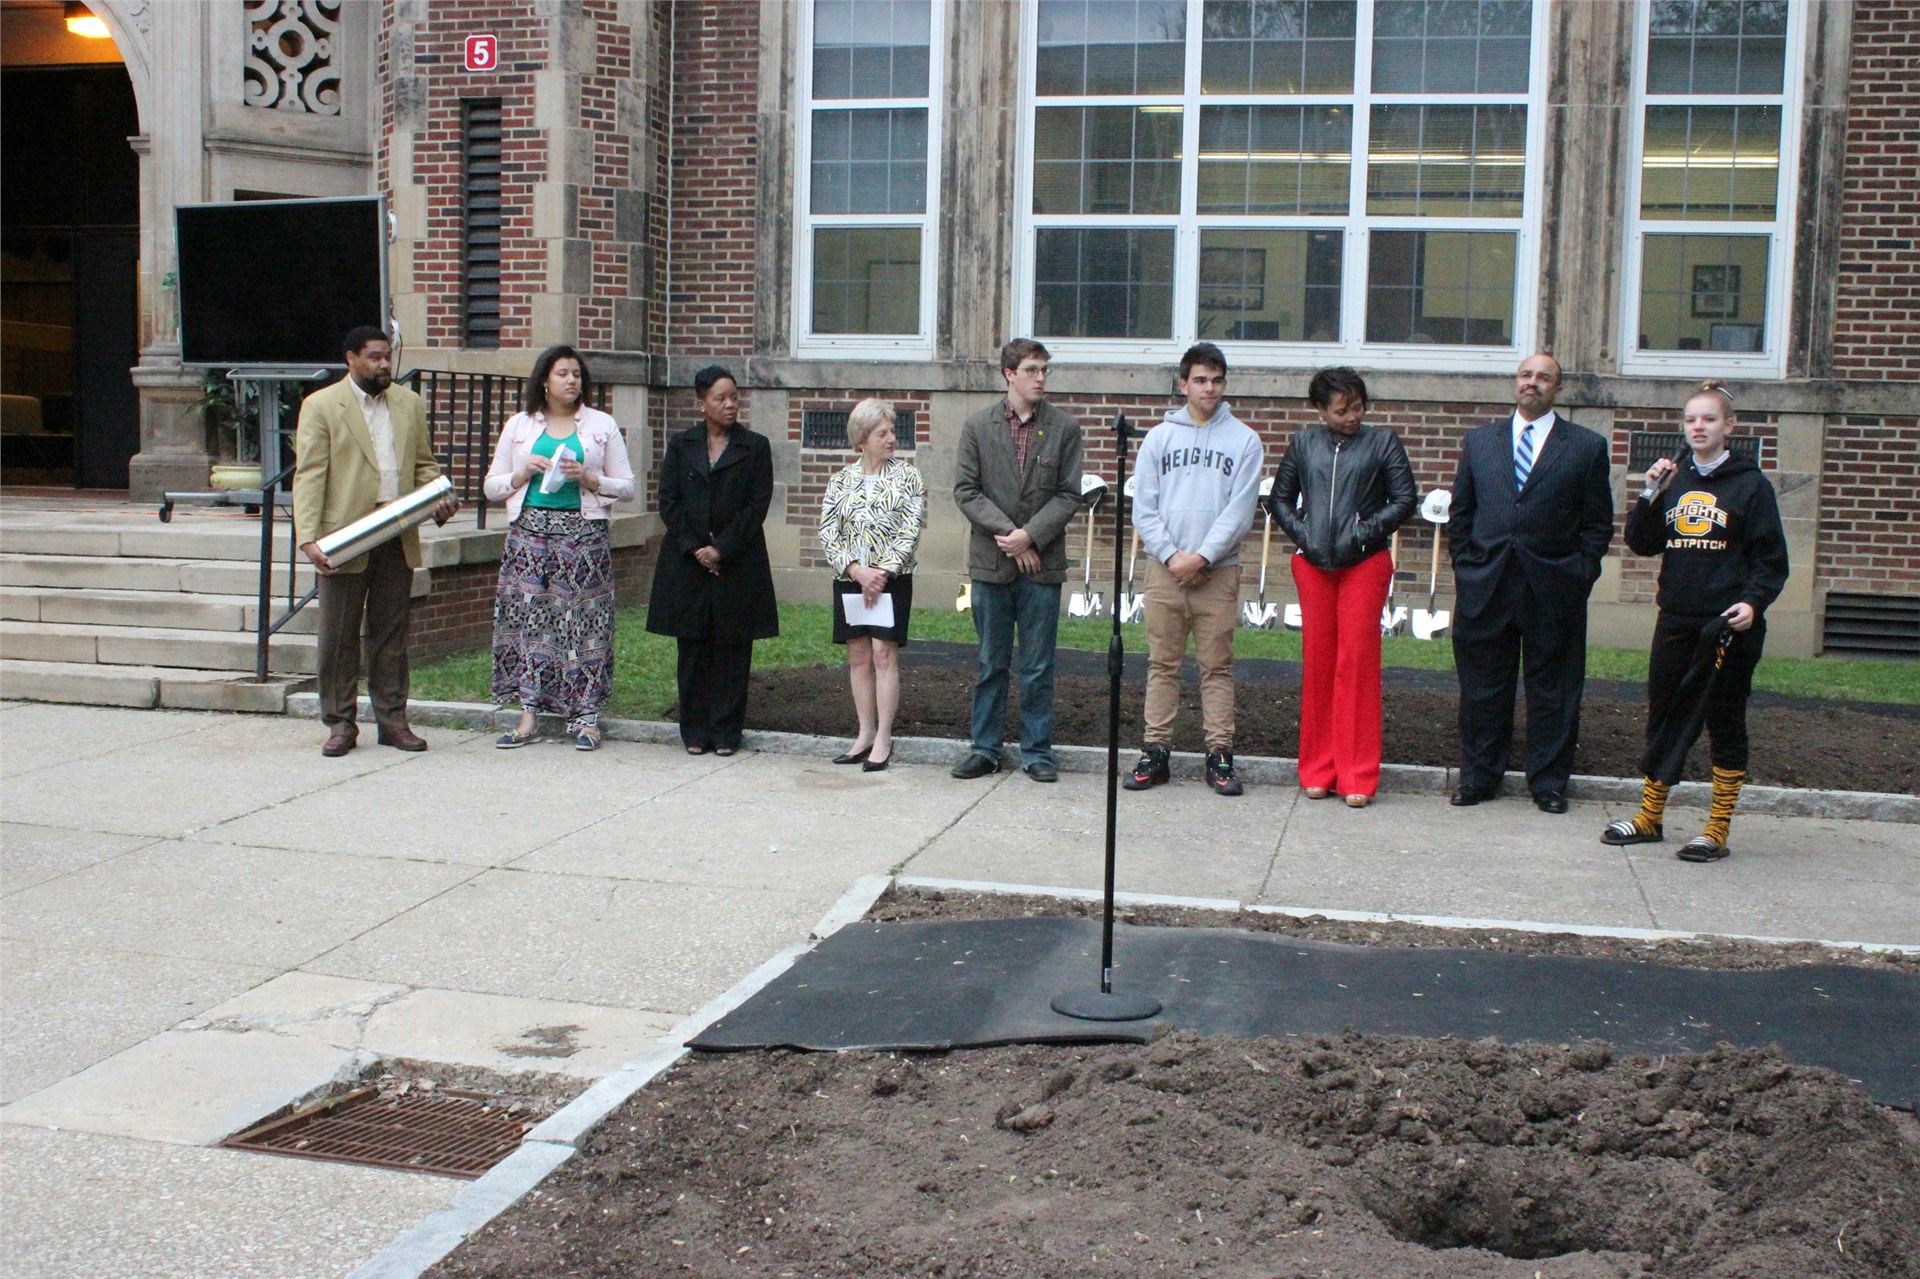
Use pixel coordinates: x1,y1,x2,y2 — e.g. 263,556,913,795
1640,105,1779,221
1647,0,1787,94
1200,0,1357,94
1032,106,1182,214
812,0,933,99
1366,230,1515,344
1198,229,1344,340
1372,0,1533,94
812,109,928,214
1637,232,1768,351
812,227,922,333
1034,227,1175,338
1366,104,1526,217
1198,105,1352,213
1037,0,1187,95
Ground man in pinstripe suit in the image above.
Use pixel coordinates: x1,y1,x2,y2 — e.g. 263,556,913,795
1445,354,1614,813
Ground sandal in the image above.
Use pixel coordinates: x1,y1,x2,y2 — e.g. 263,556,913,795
1676,835,1729,863
575,729,601,752
1601,819,1663,846
713,745,736,757
495,728,539,749
685,744,708,755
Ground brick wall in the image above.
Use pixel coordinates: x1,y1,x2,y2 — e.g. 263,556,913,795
410,541,653,662
664,0,761,355
1830,0,1920,379
384,0,663,352
1816,415,1920,596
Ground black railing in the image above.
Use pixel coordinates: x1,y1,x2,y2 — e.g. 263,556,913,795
255,458,317,681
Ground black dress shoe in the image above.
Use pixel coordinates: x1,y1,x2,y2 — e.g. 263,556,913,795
1023,759,1059,783
832,746,871,765
861,753,890,773
1449,784,1493,806
951,752,1000,780
1534,791,1569,814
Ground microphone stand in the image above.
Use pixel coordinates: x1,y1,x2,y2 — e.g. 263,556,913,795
1052,412,1163,1023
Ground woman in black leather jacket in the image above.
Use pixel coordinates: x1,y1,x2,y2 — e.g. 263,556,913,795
1266,367,1416,806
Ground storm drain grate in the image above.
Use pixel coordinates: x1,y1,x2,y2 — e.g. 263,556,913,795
223,1086,534,1178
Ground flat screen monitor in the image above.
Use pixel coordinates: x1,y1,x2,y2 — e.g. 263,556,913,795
176,196,387,368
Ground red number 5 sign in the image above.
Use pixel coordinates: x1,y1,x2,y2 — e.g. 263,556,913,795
464,34,498,72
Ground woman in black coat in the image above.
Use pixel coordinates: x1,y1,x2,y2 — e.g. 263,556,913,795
645,365,779,754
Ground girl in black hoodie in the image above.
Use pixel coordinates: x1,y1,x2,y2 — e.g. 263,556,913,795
1602,381,1788,862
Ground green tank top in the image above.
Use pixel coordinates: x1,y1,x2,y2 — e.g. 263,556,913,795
525,430,583,510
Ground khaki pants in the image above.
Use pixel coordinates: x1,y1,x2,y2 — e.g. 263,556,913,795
1142,559,1240,749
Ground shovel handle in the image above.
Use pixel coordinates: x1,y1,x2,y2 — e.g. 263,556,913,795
1427,524,1443,604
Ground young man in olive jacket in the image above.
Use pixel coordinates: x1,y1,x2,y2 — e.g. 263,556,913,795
950,339,1085,783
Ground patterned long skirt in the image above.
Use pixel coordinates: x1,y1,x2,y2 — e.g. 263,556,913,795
491,509,615,734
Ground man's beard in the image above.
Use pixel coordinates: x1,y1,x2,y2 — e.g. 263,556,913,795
361,370,392,394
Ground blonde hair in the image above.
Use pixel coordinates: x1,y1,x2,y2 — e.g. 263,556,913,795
846,397,895,449
1689,379,1737,422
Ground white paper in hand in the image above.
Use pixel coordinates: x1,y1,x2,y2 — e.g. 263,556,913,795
539,446,575,494
841,591,895,629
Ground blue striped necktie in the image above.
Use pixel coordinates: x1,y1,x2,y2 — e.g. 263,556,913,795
1514,421,1535,491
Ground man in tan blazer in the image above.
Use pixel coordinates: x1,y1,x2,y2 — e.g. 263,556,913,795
294,326,458,756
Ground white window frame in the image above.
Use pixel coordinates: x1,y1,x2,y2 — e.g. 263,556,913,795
1618,0,1807,379
1013,0,1549,369
793,0,944,360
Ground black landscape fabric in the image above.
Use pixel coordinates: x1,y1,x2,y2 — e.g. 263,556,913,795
690,918,1920,1108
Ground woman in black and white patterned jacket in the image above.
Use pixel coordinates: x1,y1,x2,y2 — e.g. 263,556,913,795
817,397,927,773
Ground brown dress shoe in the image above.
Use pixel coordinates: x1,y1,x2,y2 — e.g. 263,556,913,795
321,728,357,757
377,727,428,752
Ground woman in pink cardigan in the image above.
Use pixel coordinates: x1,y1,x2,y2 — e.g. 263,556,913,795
483,346,635,750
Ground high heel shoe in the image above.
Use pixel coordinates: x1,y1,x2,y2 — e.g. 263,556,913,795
832,746,872,765
861,752,890,773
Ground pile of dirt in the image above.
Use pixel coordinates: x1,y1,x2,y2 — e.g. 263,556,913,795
431,1031,1920,1278
746,659,1920,794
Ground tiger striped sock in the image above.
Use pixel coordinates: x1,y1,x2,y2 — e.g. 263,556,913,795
1702,767,1746,846
1628,778,1671,836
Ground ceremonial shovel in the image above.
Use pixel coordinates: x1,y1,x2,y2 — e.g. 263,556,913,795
1241,475,1279,629
1117,476,1144,623
1380,529,1410,636
1066,473,1110,618
1411,488,1452,640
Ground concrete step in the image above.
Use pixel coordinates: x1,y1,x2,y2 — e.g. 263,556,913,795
0,621,319,675
0,551,337,597
0,586,323,634
0,521,290,563
0,659,304,712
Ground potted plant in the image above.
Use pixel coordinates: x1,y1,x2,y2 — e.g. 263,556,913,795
184,371,263,490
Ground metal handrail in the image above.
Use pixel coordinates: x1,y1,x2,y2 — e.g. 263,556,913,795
255,458,316,681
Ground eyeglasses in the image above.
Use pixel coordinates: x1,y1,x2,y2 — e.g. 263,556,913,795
1014,364,1050,377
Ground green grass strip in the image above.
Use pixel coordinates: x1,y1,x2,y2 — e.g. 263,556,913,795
413,602,1919,719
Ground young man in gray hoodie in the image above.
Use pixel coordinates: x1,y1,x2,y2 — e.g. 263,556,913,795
1123,342,1265,796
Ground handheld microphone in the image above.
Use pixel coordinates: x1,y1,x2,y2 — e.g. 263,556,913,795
1641,446,1689,502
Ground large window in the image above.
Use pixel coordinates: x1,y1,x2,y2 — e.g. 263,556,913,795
1622,0,1802,376
1019,0,1546,365
796,0,942,357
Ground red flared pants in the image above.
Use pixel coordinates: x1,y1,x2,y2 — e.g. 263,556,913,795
1291,548,1393,796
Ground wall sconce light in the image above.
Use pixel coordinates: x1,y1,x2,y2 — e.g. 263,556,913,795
66,3,112,38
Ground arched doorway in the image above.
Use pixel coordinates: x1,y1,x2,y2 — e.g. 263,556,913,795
0,1,141,489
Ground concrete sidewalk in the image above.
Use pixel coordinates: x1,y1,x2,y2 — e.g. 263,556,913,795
2,702,1915,1278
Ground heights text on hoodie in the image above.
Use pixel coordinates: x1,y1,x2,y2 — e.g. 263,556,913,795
1625,451,1788,618
1133,402,1265,569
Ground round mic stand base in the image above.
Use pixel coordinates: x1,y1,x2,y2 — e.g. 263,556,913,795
1051,989,1162,1022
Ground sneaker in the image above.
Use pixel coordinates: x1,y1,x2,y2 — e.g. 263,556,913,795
1205,747,1244,796
1122,745,1171,791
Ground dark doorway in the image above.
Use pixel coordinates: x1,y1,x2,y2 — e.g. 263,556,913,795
1,64,140,488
